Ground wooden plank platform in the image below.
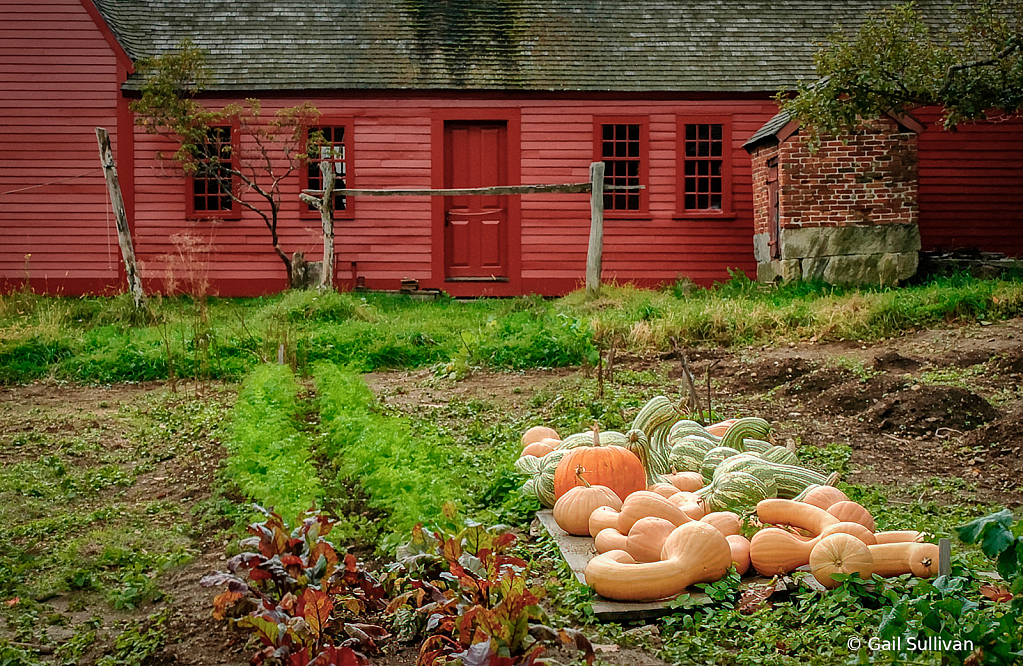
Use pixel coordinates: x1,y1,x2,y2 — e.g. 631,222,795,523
537,510,771,623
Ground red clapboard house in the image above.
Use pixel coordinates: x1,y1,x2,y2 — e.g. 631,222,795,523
1,0,1021,297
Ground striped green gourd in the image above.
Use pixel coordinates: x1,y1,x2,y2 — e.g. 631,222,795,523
721,456,832,499
790,473,842,499
516,449,567,508
760,445,800,466
633,396,685,461
712,450,830,497
667,443,703,473
696,471,773,512
623,429,667,486
740,438,772,454
631,396,680,434
792,483,820,502
668,420,721,445
711,454,779,497
533,450,568,508
718,417,772,451
557,430,629,449
700,446,742,483
667,435,717,473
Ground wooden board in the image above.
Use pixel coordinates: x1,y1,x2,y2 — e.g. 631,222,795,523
537,510,773,622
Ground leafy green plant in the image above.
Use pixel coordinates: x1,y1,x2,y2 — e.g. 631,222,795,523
226,364,322,522
96,611,168,666
315,363,510,545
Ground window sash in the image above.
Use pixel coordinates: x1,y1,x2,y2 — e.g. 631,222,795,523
678,118,731,216
306,125,351,216
598,122,644,212
192,126,235,214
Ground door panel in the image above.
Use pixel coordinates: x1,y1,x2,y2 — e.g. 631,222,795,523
444,121,508,278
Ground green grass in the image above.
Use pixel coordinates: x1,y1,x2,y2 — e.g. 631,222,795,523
3,273,1022,384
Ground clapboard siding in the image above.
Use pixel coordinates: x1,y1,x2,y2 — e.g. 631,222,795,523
130,97,775,295
0,0,124,291
916,108,1023,256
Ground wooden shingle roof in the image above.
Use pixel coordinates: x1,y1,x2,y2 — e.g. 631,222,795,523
92,0,953,93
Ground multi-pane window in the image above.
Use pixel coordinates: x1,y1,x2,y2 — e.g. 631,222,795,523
307,126,349,215
682,123,724,211
600,123,642,211
192,126,234,214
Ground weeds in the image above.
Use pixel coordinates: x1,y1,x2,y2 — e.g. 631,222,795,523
4,274,1022,384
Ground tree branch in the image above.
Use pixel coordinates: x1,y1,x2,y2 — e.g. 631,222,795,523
938,35,1021,97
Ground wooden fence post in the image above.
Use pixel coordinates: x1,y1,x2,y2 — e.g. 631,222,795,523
586,161,605,298
318,160,336,291
96,127,146,310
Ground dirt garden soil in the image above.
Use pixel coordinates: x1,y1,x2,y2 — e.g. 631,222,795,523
3,317,1023,663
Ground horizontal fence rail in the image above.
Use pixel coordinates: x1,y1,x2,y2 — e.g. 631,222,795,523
299,162,637,297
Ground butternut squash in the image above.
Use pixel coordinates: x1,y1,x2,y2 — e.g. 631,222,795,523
588,506,621,537
756,498,839,536
522,426,560,448
552,468,623,536
827,501,876,532
648,483,682,498
748,522,876,576
809,533,874,589
874,530,925,544
750,528,814,576
626,517,676,563
700,511,741,537
617,491,691,534
868,542,939,577
584,521,731,601
800,485,849,510
726,534,751,576
667,472,705,492
521,441,555,458
594,527,628,554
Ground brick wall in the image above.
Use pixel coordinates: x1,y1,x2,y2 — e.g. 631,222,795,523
775,118,918,229
748,116,922,285
750,143,777,237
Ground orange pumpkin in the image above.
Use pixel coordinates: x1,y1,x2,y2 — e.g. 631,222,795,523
553,445,646,502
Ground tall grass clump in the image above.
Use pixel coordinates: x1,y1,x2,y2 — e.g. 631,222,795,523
315,363,491,547
575,273,1023,351
226,364,321,521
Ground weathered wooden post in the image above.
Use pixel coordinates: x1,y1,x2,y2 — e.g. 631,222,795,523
585,161,605,298
318,160,336,291
96,127,146,310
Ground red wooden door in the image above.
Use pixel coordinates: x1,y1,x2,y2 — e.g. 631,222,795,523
444,121,508,279
767,157,780,260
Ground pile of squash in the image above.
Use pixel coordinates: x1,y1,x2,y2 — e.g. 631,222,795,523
515,397,941,602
